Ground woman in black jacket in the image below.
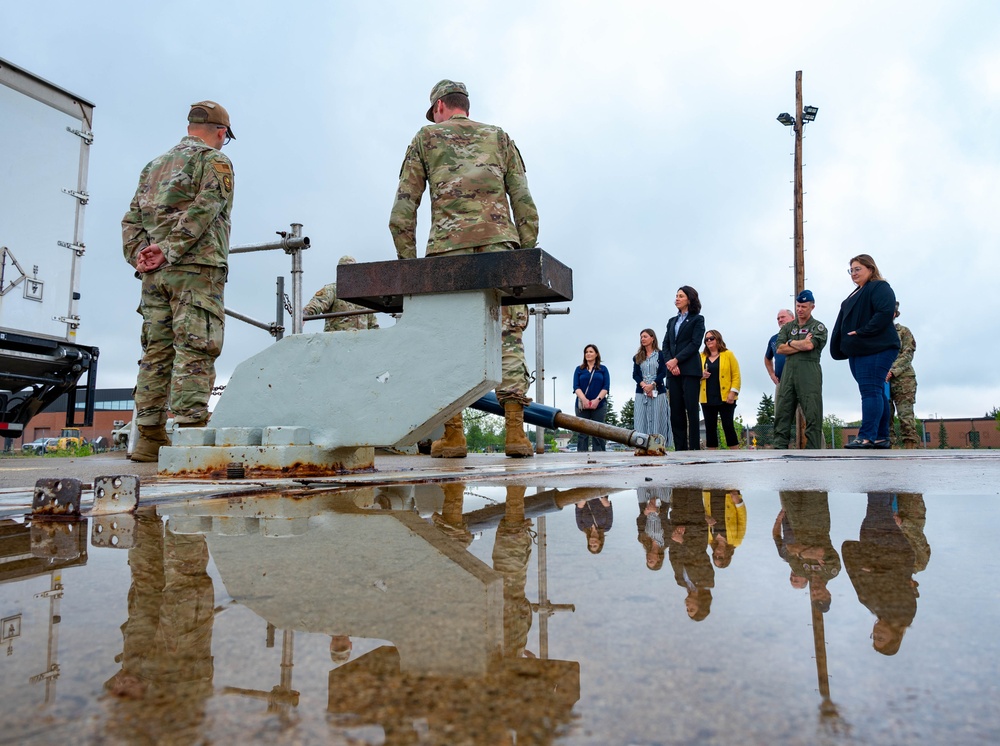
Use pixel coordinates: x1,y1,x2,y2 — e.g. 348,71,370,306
830,254,900,449
663,286,705,450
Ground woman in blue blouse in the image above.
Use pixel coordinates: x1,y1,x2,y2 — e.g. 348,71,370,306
573,344,611,451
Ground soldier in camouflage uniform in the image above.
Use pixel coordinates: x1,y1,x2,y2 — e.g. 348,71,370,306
122,101,235,462
773,290,828,449
389,80,539,458
887,303,919,448
302,256,380,332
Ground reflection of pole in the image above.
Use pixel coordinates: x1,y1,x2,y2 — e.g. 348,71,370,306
222,628,299,718
276,630,295,714
44,570,62,704
811,602,841,723
530,514,575,660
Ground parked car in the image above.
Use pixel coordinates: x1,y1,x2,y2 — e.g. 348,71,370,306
21,437,58,454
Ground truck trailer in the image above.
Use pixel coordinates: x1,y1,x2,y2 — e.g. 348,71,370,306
0,58,98,442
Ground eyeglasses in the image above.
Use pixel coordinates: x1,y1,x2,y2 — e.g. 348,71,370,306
848,267,864,275
704,337,716,342
217,125,232,145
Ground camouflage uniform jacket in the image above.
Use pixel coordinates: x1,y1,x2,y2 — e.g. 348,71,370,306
302,283,380,332
122,136,234,269
389,115,539,259
890,323,916,380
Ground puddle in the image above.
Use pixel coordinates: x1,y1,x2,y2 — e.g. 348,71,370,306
0,484,996,744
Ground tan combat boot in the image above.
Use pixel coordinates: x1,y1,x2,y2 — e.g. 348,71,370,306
130,424,170,463
431,413,468,458
503,401,534,458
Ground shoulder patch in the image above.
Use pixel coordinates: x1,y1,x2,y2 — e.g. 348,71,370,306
212,162,233,175
816,324,826,332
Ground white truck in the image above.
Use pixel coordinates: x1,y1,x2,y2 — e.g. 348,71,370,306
0,58,99,441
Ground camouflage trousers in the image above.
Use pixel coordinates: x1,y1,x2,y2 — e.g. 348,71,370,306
439,242,532,405
889,375,918,446
135,265,225,426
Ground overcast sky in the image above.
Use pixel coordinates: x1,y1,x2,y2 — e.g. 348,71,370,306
3,1,999,430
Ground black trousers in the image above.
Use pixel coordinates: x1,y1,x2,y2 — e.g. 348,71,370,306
702,402,739,448
668,375,701,450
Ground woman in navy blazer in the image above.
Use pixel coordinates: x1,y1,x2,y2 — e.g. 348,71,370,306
664,286,706,450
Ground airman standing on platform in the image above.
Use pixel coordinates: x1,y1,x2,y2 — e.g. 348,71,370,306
122,101,236,462
389,79,540,458
302,256,380,332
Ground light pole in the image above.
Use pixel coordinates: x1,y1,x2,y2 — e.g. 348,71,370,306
552,376,557,412
777,71,819,448
531,303,570,453
776,70,819,299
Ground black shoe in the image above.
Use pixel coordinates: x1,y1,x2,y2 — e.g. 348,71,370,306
873,439,891,449
844,438,874,449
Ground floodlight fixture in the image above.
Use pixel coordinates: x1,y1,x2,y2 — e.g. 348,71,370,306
776,112,795,126
802,105,819,122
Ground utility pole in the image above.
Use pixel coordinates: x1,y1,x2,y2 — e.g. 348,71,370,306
530,303,570,453
777,71,819,448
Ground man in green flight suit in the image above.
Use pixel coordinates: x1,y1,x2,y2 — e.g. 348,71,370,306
122,101,236,462
773,290,828,449
389,79,540,458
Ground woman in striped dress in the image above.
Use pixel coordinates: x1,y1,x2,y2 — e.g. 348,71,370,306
632,328,672,454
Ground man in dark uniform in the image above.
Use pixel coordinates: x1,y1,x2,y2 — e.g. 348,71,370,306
773,290,827,449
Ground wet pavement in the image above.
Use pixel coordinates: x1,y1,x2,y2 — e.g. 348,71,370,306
1,450,998,744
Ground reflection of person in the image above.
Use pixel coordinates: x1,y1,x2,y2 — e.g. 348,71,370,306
842,493,926,655
573,344,611,452
668,488,714,620
632,329,671,455
636,487,671,570
830,254,900,449
773,491,841,612
493,485,535,658
699,330,742,449
703,490,746,568
431,482,474,548
390,79,539,459
887,302,919,448
576,496,613,554
330,635,354,664
104,510,215,740
122,101,236,462
773,290,828,449
302,255,380,332
663,286,706,451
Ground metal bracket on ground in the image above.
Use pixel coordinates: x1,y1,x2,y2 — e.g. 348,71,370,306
32,478,82,518
92,475,140,515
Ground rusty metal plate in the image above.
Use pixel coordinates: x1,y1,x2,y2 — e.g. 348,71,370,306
32,478,82,518
30,519,87,561
92,475,140,515
91,514,137,549
337,249,573,313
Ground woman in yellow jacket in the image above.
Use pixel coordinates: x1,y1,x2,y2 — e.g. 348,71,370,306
700,329,742,449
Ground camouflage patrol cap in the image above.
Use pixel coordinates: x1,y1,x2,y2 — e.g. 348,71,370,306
188,100,235,140
338,255,356,265
426,79,469,122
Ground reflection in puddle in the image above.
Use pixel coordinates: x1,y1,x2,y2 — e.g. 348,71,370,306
1,485,996,744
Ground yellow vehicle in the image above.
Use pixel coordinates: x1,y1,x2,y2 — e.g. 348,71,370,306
56,428,83,450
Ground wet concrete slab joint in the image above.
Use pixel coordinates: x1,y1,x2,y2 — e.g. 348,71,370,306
32,477,82,518
91,474,140,515
91,513,136,549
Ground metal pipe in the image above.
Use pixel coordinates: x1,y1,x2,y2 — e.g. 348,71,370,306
290,224,303,335
471,393,665,453
230,236,310,254
224,307,273,332
274,276,285,341
534,303,546,453
303,308,376,322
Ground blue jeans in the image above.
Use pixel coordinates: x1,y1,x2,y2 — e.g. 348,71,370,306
849,349,897,442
